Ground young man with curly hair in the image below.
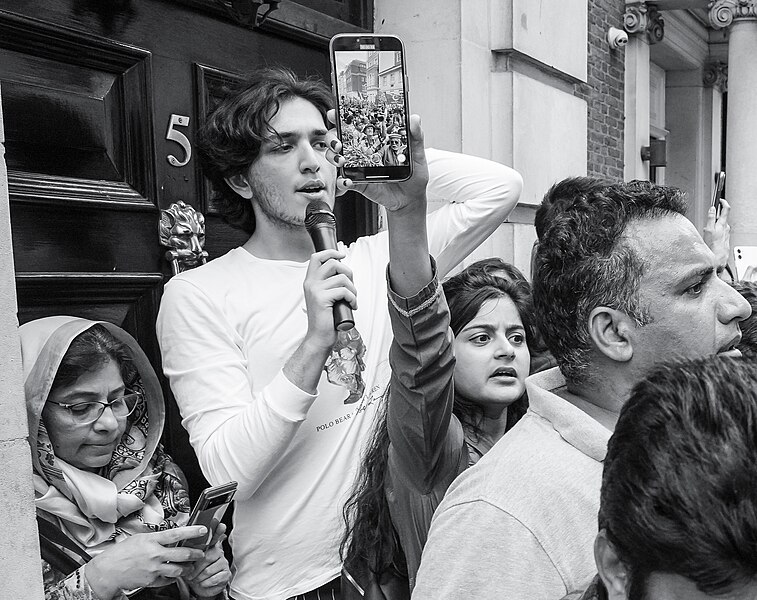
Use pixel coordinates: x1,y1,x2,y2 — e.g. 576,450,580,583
156,67,523,600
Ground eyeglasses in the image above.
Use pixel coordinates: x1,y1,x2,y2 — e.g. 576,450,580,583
48,392,142,425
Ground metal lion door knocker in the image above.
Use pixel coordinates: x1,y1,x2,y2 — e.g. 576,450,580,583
159,201,209,276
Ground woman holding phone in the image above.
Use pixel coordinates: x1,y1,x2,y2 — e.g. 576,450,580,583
21,316,230,600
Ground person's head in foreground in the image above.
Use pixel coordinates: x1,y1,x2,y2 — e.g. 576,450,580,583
594,356,757,600
533,177,750,393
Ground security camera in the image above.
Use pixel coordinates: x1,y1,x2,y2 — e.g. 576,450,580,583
607,27,629,49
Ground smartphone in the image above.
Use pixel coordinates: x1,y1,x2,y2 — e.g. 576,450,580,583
177,481,237,551
735,246,757,281
330,34,412,182
711,171,726,216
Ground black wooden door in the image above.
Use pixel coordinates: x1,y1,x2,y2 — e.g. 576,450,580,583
1,0,374,499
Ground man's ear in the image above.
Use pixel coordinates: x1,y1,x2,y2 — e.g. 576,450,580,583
588,307,634,363
595,530,629,600
225,174,253,199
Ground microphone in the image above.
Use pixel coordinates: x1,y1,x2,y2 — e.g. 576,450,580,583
304,200,355,331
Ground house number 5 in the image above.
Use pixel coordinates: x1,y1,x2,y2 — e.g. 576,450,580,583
166,114,191,167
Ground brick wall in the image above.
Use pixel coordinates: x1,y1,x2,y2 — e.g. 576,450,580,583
582,0,626,179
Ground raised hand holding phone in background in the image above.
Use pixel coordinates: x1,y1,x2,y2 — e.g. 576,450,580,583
704,171,732,274
711,171,726,216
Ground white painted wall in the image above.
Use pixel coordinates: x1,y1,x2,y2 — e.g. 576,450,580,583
375,0,588,271
510,74,588,206
492,0,588,81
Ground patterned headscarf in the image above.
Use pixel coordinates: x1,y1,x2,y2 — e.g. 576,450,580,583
21,316,190,556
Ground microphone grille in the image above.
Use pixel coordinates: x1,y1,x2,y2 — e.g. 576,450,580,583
304,200,336,231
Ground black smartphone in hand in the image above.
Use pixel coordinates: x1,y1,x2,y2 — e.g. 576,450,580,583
177,481,237,551
329,34,412,183
711,171,726,216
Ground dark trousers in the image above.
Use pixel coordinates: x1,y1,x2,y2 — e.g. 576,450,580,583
231,576,341,600
288,576,341,600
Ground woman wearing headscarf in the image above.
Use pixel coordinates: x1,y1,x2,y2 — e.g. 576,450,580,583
21,316,230,600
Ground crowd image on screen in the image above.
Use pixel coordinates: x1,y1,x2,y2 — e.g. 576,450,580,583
334,49,409,168
339,98,408,167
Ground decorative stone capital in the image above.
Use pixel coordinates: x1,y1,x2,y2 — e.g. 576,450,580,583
623,2,665,44
703,61,728,92
708,0,757,29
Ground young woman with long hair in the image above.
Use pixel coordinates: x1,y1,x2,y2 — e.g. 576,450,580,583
341,258,535,599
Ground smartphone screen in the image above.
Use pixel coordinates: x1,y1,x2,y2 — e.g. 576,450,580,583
330,34,412,182
177,482,237,551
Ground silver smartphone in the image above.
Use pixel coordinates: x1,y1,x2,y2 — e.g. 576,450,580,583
711,171,726,217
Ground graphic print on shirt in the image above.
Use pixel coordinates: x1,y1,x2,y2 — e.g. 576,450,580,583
314,359,390,433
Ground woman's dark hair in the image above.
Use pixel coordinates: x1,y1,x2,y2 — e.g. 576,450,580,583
453,256,527,283
341,260,535,578
51,324,137,394
196,67,333,234
341,391,400,577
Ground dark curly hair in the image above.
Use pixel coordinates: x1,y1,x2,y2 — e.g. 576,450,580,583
600,356,757,599
532,177,687,384
196,67,333,234
341,261,535,580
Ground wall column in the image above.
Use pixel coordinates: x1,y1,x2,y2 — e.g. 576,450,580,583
0,85,45,597
664,63,724,232
623,1,665,180
709,0,757,247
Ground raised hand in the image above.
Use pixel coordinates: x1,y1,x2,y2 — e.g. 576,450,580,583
703,197,731,268
84,526,209,600
327,109,429,214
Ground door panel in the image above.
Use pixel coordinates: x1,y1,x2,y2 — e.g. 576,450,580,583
0,11,154,204
10,204,161,272
15,273,163,340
